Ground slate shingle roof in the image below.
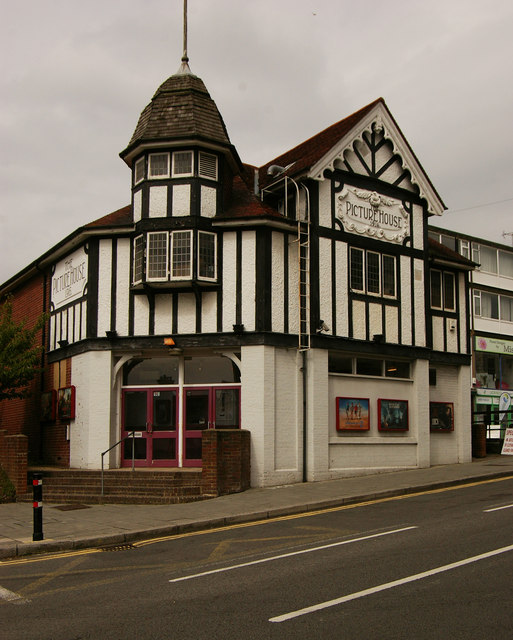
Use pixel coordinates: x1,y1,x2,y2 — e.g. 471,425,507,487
121,73,234,161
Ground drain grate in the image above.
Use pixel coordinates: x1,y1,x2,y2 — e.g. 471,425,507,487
101,543,136,552
53,504,92,511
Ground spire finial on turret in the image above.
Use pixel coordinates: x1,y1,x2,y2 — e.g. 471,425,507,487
177,0,192,75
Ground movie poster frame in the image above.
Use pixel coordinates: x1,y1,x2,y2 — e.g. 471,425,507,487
378,398,409,432
40,390,56,422
336,397,370,432
429,401,454,432
58,385,76,420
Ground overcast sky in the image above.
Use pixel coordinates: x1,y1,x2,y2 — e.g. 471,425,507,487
2,0,513,284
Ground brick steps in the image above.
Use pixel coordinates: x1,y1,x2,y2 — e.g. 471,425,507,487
22,469,205,505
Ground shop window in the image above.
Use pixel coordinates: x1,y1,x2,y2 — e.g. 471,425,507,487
149,153,170,178
430,269,455,311
328,354,353,374
199,152,218,180
172,151,193,176
350,248,396,298
329,354,411,379
134,157,145,184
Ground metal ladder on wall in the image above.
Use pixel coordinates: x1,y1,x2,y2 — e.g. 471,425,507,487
298,213,311,351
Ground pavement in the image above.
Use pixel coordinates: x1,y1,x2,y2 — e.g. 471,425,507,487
1,455,513,560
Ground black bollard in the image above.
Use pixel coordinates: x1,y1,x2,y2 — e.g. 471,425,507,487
32,473,43,541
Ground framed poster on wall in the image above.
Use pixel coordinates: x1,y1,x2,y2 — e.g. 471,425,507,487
58,386,76,420
336,397,370,431
378,399,408,431
40,390,56,422
430,402,454,431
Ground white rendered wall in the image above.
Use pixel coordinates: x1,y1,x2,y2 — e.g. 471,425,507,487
335,242,349,337
458,274,468,353
271,232,285,333
241,231,256,331
241,345,302,487
400,255,412,345
305,349,329,481
288,240,299,335
318,180,331,228
430,364,472,465
97,239,112,337
328,372,417,476
412,204,424,250
133,190,142,222
413,258,426,346
172,184,190,216
115,239,130,337
149,186,167,217
201,291,217,334
133,296,149,335
70,350,112,469
200,185,216,217
222,232,237,333
319,237,333,335
154,294,173,335
177,293,196,333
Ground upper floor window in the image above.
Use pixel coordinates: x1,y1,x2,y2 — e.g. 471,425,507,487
329,353,410,378
172,151,193,177
199,152,218,180
132,230,217,285
499,250,513,278
134,157,145,185
430,269,455,311
149,153,170,178
474,290,513,322
350,248,396,298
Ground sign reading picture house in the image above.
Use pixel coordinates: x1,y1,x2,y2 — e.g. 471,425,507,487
51,246,88,310
337,187,410,244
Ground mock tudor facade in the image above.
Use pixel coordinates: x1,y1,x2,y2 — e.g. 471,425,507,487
0,60,475,492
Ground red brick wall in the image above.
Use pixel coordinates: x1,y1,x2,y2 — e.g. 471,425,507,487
0,272,47,461
0,429,28,496
40,359,71,466
202,429,251,496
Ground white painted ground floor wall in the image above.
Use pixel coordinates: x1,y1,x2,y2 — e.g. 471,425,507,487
66,346,472,484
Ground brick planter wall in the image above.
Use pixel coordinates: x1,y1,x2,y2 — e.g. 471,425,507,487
202,429,251,497
0,429,28,497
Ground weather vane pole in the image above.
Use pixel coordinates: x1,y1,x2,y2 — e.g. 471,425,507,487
182,0,188,63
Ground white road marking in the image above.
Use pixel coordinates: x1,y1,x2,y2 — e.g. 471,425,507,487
0,585,30,605
169,526,417,583
270,542,513,623
484,503,513,512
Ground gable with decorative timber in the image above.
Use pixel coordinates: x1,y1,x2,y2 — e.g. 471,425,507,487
309,101,445,217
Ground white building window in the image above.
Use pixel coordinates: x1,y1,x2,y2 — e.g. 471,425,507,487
479,245,498,273
199,152,218,180
149,153,170,178
350,248,396,298
499,250,513,278
459,240,470,259
198,231,216,280
430,269,455,311
171,230,192,279
133,235,145,284
172,151,193,177
147,232,169,281
134,158,145,184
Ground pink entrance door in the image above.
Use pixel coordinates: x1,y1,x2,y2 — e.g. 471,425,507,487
122,389,178,467
183,387,240,466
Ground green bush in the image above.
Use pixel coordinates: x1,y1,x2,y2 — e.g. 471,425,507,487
0,465,16,503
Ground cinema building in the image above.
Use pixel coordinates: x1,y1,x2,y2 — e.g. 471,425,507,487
0,61,475,498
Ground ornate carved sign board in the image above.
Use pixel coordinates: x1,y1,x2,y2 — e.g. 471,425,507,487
51,246,88,310
336,187,409,244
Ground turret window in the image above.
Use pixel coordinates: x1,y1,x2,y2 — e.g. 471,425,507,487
149,153,170,178
199,152,218,180
132,230,216,285
172,151,193,176
134,158,145,184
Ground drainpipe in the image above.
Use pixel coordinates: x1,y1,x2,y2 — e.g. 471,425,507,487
302,349,307,482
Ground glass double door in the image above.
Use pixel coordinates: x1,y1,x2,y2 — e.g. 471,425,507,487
122,389,178,467
122,386,240,467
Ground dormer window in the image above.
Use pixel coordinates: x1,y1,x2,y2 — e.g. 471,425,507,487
134,157,145,184
149,153,170,178
199,152,218,180
172,151,193,177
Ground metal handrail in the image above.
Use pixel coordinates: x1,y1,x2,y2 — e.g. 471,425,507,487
100,431,136,496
